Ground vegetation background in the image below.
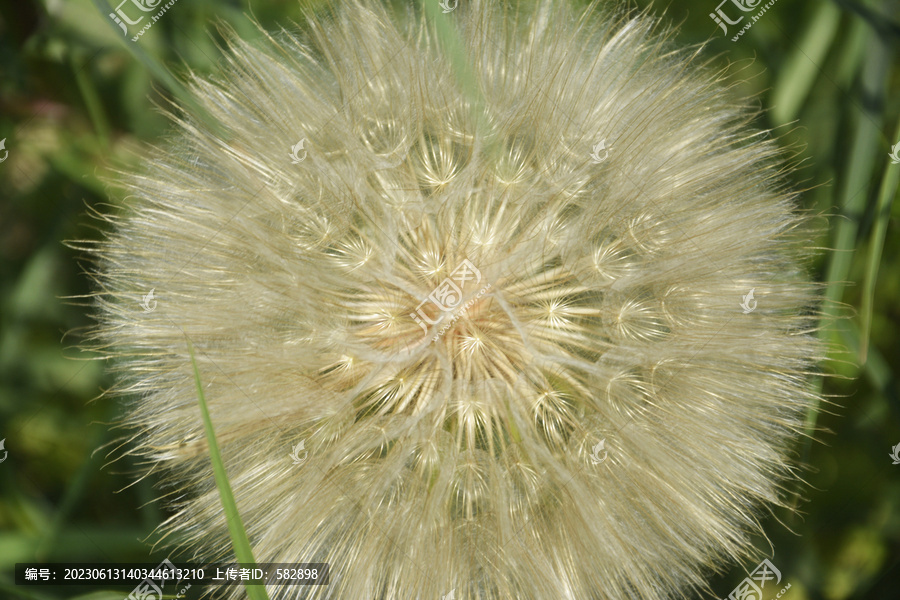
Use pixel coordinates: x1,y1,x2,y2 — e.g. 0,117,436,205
1,0,898,598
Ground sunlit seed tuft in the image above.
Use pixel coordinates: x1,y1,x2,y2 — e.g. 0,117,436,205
80,0,826,599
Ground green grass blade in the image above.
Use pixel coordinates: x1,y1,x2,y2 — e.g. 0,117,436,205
419,0,498,159
790,22,891,514
189,343,270,600
858,119,900,362
839,319,891,394
810,27,889,395
420,0,483,120
770,1,840,125
71,52,111,149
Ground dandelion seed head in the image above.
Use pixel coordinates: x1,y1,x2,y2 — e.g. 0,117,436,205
84,0,825,598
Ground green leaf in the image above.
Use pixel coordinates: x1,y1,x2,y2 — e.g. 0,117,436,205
770,2,841,125
858,118,900,362
189,343,270,600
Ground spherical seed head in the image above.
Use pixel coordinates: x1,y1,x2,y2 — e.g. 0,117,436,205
85,0,824,598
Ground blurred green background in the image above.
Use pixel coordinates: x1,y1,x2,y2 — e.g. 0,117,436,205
0,0,898,598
